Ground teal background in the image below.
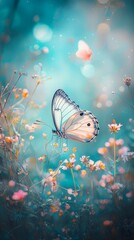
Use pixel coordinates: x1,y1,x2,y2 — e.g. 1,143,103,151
0,0,134,240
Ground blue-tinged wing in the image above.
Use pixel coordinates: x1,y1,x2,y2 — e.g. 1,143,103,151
51,89,80,131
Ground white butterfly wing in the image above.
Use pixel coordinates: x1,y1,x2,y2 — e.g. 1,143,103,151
51,89,80,131
78,40,90,51
62,111,99,142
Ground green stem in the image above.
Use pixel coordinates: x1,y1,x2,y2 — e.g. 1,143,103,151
70,168,76,191
57,185,68,191
114,133,116,183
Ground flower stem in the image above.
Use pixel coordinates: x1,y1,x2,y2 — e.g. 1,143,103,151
70,168,76,191
114,133,116,183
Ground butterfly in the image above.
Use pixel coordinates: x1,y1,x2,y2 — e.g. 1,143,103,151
76,40,92,61
51,89,99,143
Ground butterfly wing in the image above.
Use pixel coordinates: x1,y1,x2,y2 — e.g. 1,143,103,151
78,40,90,51
76,40,92,61
62,110,99,142
51,89,80,132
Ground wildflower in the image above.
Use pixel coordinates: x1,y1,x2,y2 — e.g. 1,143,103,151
29,135,34,140
67,188,73,194
111,183,123,191
25,124,36,132
8,180,16,187
38,155,46,161
75,165,81,171
103,220,113,227
61,166,68,170
65,203,71,210
118,146,129,156
0,134,4,140
5,136,12,144
99,179,106,187
70,153,75,159
101,174,114,184
59,209,64,216
80,155,89,164
64,158,76,169
12,190,28,201
80,170,87,177
51,181,58,192
124,77,132,87
22,89,29,98
53,142,59,148
105,138,115,147
116,139,124,146
98,147,108,155
108,119,122,133
62,147,69,152
47,191,51,195
88,159,94,166
126,191,133,198
72,147,77,152
63,143,67,147
95,160,105,170
73,191,78,197
118,167,125,174
50,205,59,213
15,94,20,99
105,174,114,183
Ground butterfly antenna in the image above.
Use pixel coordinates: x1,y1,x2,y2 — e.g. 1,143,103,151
34,120,52,130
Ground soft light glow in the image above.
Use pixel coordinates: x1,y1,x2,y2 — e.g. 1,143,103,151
33,24,53,42
81,64,95,78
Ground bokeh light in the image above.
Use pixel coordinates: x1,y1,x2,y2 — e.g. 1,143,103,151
33,23,53,42
81,64,95,78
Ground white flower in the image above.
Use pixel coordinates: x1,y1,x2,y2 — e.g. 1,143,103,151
108,120,122,133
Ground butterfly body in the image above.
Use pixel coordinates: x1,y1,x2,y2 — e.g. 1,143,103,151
52,89,99,143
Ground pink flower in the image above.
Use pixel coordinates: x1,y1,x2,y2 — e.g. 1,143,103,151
67,188,73,195
99,180,106,187
12,190,28,201
75,165,81,171
118,167,125,174
8,180,16,187
98,147,108,155
118,147,129,156
108,120,122,133
80,170,87,177
80,155,89,164
61,166,68,170
65,204,71,210
105,174,114,183
73,191,78,197
95,160,105,170
102,175,107,180
126,191,133,198
116,139,124,146
103,220,113,227
76,40,92,61
105,138,115,147
111,183,122,191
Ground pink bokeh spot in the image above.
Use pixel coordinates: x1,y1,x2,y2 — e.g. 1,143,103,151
103,220,113,226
